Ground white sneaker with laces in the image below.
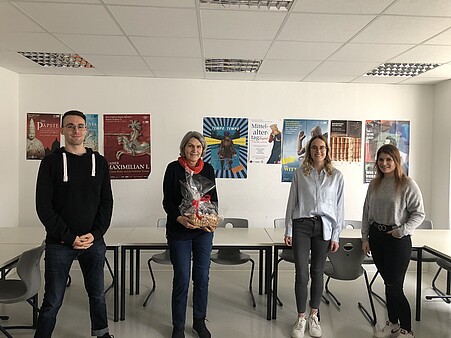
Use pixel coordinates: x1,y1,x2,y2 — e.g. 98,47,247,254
291,316,306,338
399,329,415,337
374,321,400,338
308,314,322,337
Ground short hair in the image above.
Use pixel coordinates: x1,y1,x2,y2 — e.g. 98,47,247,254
62,110,86,125
179,131,207,157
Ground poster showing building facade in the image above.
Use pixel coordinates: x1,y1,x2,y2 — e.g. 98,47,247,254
103,114,151,179
249,119,283,164
26,113,60,160
330,120,362,162
281,119,329,182
84,114,99,151
364,120,410,183
203,117,248,179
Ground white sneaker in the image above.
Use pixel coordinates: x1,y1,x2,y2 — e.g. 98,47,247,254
399,329,415,338
374,321,400,338
308,314,322,337
291,316,306,338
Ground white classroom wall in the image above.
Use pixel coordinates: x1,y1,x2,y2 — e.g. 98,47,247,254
0,67,19,227
13,74,439,229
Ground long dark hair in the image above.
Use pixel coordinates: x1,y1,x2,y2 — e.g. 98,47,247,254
302,134,334,176
371,144,407,193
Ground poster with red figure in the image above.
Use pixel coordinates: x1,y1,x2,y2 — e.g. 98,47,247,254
26,113,61,160
103,114,151,179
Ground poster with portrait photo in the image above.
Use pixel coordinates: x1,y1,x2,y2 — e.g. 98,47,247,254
26,113,61,160
203,117,248,179
104,114,151,179
281,119,329,183
364,120,410,183
249,119,283,164
330,120,362,162
84,114,99,151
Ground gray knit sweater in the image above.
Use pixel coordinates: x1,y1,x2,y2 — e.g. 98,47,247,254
362,176,425,241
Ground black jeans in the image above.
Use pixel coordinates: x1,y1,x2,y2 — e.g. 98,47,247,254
369,226,412,331
292,218,329,313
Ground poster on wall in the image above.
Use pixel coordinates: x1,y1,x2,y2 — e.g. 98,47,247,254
249,119,283,164
84,114,99,151
364,120,410,183
26,113,60,160
330,120,362,162
103,114,151,179
203,117,248,179
281,119,329,182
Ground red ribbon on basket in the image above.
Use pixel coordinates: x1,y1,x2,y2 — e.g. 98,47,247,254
192,194,211,220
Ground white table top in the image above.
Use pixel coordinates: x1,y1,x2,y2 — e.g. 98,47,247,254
121,227,273,247
265,227,362,244
0,243,43,268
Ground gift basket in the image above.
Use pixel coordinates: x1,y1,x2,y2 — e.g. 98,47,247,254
179,171,221,229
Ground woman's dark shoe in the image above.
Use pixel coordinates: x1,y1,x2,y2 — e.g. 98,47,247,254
193,317,211,338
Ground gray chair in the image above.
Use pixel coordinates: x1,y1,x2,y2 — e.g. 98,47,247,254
142,217,171,307
323,237,377,326
411,220,436,264
425,258,451,303
0,242,45,338
210,218,256,307
273,218,294,307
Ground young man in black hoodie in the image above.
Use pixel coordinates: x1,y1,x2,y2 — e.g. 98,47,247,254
34,110,114,338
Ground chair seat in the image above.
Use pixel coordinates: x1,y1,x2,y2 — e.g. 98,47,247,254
210,251,251,265
279,249,295,263
410,251,439,262
0,280,28,303
324,261,364,281
151,250,171,265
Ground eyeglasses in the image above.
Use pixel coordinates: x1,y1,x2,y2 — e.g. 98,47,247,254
310,145,327,151
64,124,87,131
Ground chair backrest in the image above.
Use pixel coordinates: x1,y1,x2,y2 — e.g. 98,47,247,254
344,220,362,229
16,242,45,301
417,219,433,229
326,237,365,280
218,217,248,229
274,218,285,228
157,218,167,228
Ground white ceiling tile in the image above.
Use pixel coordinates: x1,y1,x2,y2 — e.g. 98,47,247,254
385,0,451,17
144,56,203,72
292,0,395,14
14,3,122,35
329,43,414,62
84,55,150,72
414,63,451,77
266,41,342,60
0,3,44,33
203,39,272,59
47,67,105,76
425,28,451,45
351,75,405,84
399,77,443,85
390,45,451,63
104,0,195,7
309,61,379,76
201,10,286,40
258,59,321,75
0,50,44,68
254,73,302,81
353,15,451,44
205,72,255,81
104,70,156,77
55,34,138,56
0,32,72,52
153,70,203,79
131,37,201,57
110,6,198,37
279,13,375,42
303,75,358,83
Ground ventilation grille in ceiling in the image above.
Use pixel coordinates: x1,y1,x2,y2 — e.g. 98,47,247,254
206,58,262,73
365,63,440,77
199,0,294,11
18,52,94,68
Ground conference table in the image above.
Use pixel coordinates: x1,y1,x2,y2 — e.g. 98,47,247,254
0,226,134,323
267,227,451,321
119,227,274,321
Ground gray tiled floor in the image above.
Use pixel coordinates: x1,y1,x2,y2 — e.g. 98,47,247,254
1,261,450,338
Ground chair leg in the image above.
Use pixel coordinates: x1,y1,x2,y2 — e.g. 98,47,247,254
142,259,157,307
270,258,284,307
369,271,386,306
0,325,13,338
358,270,377,326
104,256,115,294
249,258,256,308
324,276,341,307
425,267,451,303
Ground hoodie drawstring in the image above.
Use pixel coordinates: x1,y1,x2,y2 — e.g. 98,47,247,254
91,153,96,177
62,152,96,182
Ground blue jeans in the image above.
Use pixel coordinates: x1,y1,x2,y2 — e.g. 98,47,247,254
292,218,330,313
168,232,213,329
369,226,412,332
34,239,109,337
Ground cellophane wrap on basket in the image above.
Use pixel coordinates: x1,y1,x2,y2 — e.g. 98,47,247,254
179,170,221,229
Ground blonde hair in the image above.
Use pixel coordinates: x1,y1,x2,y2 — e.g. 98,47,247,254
302,134,334,176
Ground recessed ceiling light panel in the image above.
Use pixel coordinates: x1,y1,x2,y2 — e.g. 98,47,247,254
18,52,94,68
206,58,262,73
199,0,294,11
365,62,440,77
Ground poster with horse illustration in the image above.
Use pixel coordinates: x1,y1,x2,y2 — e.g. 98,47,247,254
104,114,151,179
